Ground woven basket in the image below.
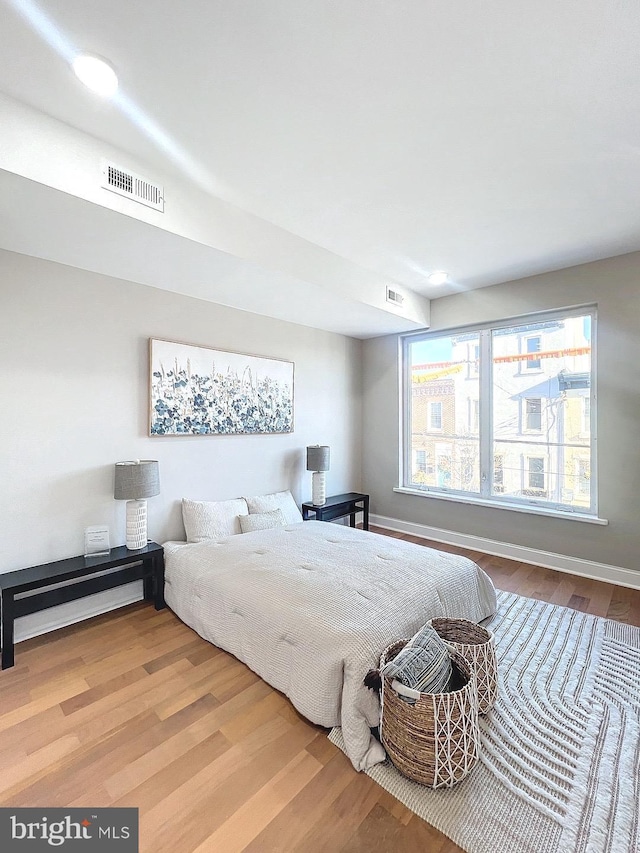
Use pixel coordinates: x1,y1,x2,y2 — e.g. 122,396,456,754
428,617,498,714
380,639,479,788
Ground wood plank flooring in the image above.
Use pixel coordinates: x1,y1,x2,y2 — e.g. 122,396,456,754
1,527,639,852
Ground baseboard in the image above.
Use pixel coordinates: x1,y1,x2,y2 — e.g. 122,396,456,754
14,581,144,644
370,514,640,591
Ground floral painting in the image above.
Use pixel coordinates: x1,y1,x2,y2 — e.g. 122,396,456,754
149,339,294,436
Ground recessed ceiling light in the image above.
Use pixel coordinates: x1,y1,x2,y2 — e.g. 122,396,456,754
427,270,450,286
72,54,118,97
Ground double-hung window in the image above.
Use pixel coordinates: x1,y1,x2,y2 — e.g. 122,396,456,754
428,401,443,430
526,457,546,493
525,398,542,431
402,307,596,516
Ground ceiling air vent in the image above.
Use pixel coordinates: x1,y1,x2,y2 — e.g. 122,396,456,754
386,285,405,307
101,161,164,212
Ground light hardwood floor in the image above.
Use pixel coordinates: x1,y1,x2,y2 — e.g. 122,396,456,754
1,527,639,852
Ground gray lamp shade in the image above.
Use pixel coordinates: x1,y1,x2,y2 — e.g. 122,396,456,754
114,460,160,500
306,445,330,472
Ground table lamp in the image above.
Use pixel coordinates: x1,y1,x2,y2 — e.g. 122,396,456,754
114,460,160,549
306,445,330,506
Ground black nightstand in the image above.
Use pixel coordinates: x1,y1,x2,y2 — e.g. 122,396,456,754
0,542,165,670
301,492,369,530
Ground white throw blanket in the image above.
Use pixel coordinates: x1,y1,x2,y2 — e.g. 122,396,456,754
163,521,497,770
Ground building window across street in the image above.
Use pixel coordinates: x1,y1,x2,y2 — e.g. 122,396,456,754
526,456,546,492
525,398,542,431
523,335,542,370
402,307,596,516
428,401,443,430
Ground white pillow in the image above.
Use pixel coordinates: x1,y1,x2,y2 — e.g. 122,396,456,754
244,490,303,525
182,498,249,543
239,508,287,533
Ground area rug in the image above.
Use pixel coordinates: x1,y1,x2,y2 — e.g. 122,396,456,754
329,590,640,853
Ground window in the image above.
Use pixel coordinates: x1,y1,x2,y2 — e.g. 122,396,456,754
428,401,443,430
525,398,542,431
524,336,541,370
526,457,546,492
403,308,596,515
411,449,434,484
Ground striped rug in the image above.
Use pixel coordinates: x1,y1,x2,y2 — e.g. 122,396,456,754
329,590,640,853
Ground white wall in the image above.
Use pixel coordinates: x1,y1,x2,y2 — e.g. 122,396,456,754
0,249,362,637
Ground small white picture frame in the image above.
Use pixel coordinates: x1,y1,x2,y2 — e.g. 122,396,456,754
84,525,111,557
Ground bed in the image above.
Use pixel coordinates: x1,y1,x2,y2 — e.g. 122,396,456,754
163,520,497,770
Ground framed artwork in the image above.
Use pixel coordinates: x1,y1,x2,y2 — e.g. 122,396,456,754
149,338,294,436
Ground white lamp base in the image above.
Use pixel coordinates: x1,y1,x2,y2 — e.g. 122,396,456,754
312,471,327,506
125,499,148,549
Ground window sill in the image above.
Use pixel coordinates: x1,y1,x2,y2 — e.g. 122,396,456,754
393,487,608,525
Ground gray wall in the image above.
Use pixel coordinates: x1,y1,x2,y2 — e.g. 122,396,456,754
0,249,362,574
362,252,640,572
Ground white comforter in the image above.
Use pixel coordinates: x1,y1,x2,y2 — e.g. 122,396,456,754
163,521,497,770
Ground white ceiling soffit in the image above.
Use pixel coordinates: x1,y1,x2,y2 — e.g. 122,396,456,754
0,169,425,339
0,1,639,316
0,93,430,338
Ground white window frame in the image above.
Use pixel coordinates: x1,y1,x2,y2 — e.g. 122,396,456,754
400,305,599,519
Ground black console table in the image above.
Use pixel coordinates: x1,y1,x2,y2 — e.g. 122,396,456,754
0,542,165,670
301,492,369,530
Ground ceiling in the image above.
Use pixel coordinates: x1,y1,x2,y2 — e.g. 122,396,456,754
1,0,639,333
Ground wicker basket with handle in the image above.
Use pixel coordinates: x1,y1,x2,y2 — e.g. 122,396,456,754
427,617,498,714
379,639,480,788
